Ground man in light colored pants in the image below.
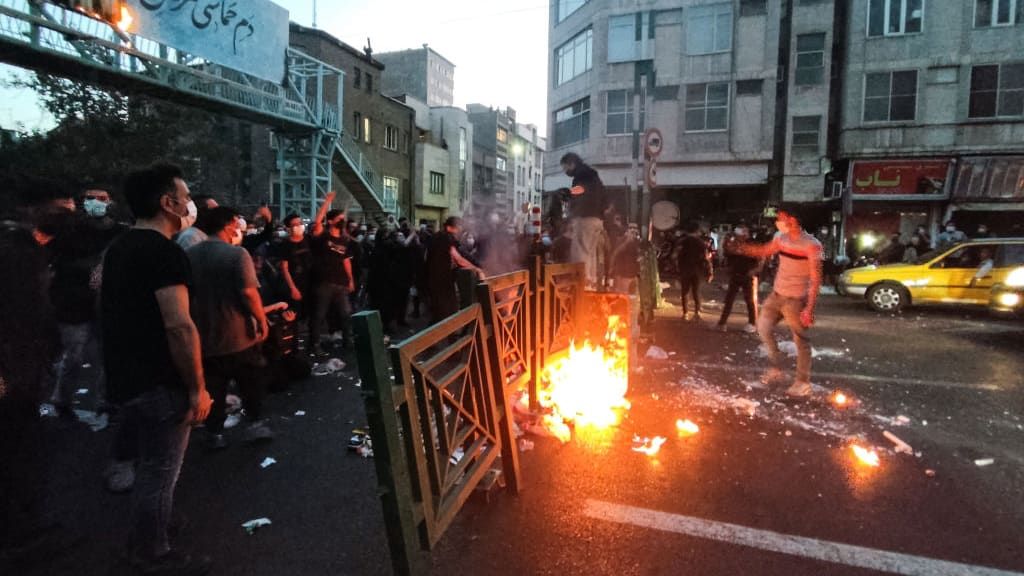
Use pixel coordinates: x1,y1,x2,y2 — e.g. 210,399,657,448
570,216,606,287
758,293,811,384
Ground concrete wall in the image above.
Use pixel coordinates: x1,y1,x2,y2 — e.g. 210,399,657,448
377,48,455,107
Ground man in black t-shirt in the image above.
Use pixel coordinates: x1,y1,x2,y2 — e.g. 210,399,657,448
276,212,313,317
101,163,212,574
425,217,482,324
309,199,355,355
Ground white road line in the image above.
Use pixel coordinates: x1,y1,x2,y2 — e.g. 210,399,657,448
584,499,1024,576
686,361,1003,391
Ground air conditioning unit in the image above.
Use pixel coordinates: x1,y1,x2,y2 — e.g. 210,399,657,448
827,181,843,199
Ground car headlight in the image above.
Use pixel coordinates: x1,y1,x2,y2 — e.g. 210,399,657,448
1006,267,1024,288
997,292,1021,308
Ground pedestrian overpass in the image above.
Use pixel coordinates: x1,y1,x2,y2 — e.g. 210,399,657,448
0,0,389,221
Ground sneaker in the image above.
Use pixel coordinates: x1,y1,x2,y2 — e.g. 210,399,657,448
715,323,728,332
243,420,275,443
104,460,136,494
207,433,228,450
786,380,813,398
744,324,758,334
223,413,242,430
130,549,211,576
760,368,785,387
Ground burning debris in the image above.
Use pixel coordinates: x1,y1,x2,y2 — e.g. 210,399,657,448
676,419,700,436
851,445,880,467
631,435,667,456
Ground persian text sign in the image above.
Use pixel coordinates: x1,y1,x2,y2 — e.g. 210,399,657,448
850,159,951,197
126,0,288,83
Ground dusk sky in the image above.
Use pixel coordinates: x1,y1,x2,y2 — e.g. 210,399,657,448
0,0,550,135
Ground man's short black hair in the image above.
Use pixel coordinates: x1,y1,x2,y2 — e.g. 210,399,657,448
325,209,345,222
122,162,184,219
560,152,582,166
284,213,302,227
444,216,462,229
197,206,239,236
776,203,807,223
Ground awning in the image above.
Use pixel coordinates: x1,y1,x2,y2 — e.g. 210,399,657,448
953,156,1024,201
951,202,1024,211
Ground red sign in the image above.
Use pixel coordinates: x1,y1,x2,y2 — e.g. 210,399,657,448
850,159,951,196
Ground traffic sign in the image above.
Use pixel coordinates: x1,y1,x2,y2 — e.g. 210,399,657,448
644,128,663,159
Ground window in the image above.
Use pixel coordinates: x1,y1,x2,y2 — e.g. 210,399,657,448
867,0,923,37
795,33,826,86
863,70,917,122
792,116,821,153
736,79,763,95
555,28,593,85
382,176,399,211
740,0,767,16
607,13,652,63
384,125,399,151
362,117,372,144
970,64,1024,118
496,157,507,172
352,111,362,140
353,67,361,88
366,74,373,93
458,127,467,169
975,0,1021,26
685,83,729,131
687,3,732,54
429,172,445,195
606,89,645,135
401,130,410,154
557,0,587,23
497,127,508,143
553,97,590,147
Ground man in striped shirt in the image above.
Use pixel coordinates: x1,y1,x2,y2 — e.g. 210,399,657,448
738,208,822,397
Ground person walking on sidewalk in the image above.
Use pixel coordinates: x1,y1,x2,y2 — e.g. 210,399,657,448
676,220,712,322
736,207,822,397
101,163,212,574
716,225,760,332
186,207,273,449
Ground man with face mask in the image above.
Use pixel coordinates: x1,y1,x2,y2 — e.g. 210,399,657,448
276,212,314,317
716,225,761,333
101,163,212,573
309,196,355,355
186,207,272,449
173,194,215,250
560,152,609,287
936,221,967,250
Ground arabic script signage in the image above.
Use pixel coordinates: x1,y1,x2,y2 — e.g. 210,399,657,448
125,0,288,83
849,159,951,198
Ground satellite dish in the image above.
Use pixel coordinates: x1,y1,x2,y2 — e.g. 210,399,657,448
651,201,680,231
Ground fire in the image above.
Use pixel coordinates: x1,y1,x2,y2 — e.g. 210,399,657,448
537,315,630,442
832,391,849,407
676,419,700,435
632,436,667,456
851,444,880,467
116,6,134,32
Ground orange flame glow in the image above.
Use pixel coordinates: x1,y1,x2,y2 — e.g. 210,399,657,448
537,315,630,442
676,419,700,435
116,6,133,32
632,436,667,456
851,445,880,467
832,391,849,407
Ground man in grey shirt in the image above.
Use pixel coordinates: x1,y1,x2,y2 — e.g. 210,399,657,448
738,208,822,397
186,206,272,448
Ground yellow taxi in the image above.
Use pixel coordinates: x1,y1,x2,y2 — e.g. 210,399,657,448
838,238,1024,313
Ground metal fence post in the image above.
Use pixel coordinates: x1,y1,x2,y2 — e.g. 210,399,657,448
528,256,543,412
353,311,425,576
456,268,477,310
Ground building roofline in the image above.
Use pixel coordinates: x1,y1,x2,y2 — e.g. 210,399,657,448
289,22,385,70
376,46,456,68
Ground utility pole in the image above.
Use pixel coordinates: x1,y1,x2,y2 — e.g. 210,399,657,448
768,0,793,205
312,0,318,28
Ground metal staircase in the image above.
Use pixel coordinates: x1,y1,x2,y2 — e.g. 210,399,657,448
0,0,389,220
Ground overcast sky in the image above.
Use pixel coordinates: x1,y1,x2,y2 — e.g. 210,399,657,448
0,0,550,136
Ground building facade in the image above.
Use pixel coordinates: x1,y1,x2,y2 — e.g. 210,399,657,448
287,24,416,220
510,123,546,230
397,95,474,226
376,46,456,107
467,103,514,217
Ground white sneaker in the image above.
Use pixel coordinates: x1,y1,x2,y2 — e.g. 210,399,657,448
744,324,757,334
786,380,813,398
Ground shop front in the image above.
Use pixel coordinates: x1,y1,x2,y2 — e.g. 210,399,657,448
948,156,1024,237
841,158,953,258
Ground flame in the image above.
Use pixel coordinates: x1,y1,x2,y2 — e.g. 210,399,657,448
116,6,133,32
537,315,630,442
632,436,667,456
832,391,849,407
676,419,700,435
851,444,880,467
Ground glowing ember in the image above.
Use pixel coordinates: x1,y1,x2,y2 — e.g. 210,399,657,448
537,315,630,442
676,419,700,435
832,391,849,407
632,436,667,456
851,445,880,467
116,6,134,32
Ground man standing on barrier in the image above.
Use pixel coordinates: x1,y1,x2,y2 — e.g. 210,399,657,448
560,152,608,288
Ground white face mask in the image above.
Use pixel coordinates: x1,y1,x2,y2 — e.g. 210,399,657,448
946,226,955,233
291,224,306,237
231,227,244,246
178,200,198,230
368,234,376,242
83,198,108,217
276,229,288,239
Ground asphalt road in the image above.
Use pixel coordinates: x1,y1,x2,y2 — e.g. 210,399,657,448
12,289,1024,576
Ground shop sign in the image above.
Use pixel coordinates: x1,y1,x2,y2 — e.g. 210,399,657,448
849,159,951,199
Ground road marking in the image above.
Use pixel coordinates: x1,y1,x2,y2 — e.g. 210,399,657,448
687,361,1003,391
584,499,1024,576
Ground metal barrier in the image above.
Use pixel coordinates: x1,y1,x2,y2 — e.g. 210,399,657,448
354,258,585,575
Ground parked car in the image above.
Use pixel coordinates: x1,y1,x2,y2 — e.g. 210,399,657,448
838,238,1024,313
989,266,1024,317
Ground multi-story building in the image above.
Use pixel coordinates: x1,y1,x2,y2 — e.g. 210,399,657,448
287,24,416,221
511,123,546,210
396,95,474,226
376,45,456,107
838,0,1024,242
467,103,515,217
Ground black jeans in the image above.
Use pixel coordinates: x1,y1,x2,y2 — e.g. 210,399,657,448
719,275,757,326
310,283,352,349
203,345,267,433
0,396,46,550
679,274,703,316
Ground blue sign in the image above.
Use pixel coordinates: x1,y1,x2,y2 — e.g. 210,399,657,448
125,0,289,83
